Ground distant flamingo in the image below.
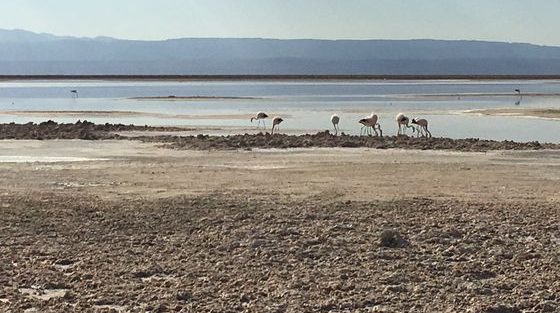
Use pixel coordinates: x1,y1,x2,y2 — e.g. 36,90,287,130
411,117,432,138
250,111,268,129
271,116,284,134
514,88,522,105
330,114,340,135
395,113,414,136
359,113,382,137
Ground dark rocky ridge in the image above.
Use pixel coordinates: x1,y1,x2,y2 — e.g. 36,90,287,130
0,120,186,140
138,132,559,152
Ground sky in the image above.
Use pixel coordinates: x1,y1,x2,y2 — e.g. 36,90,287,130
0,0,559,46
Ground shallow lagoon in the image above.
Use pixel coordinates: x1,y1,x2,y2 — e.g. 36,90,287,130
0,79,559,142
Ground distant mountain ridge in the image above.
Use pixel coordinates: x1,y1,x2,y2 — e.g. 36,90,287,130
1,29,560,75
0,29,116,42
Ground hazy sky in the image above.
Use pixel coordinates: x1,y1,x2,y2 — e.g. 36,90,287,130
0,0,559,45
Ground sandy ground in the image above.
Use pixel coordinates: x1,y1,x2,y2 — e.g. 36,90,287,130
1,140,559,202
466,108,560,120
1,140,559,312
130,96,259,100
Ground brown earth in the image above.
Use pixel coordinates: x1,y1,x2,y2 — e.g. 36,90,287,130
0,126,559,312
1,193,558,312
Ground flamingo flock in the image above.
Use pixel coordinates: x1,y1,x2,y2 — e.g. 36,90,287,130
249,111,433,137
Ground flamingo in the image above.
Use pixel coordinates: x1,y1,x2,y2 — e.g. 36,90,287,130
514,88,522,105
411,117,432,138
271,116,284,134
395,113,414,136
250,111,268,129
330,114,340,135
359,113,382,137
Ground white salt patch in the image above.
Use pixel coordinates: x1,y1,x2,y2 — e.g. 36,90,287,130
207,164,292,170
93,305,128,312
141,274,176,283
0,156,107,163
18,288,68,300
54,263,75,270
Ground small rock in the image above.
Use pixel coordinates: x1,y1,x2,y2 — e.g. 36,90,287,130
383,285,407,294
176,291,192,301
379,229,408,248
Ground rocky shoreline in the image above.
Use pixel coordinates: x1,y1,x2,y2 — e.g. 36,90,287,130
139,132,558,152
0,120,187,140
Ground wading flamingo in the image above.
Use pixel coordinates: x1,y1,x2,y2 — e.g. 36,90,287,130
359,113,382,137
396,113,414,136
411,117,432,138
251,111,268,129
271,116,284,134
514,89,522,105
330,114,340,135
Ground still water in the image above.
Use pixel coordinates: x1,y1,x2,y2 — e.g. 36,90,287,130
0,79,559,142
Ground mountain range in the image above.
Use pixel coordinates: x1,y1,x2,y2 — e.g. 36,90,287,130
1,29,560,75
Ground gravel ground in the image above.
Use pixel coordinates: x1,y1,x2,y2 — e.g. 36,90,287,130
1,193,558,312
